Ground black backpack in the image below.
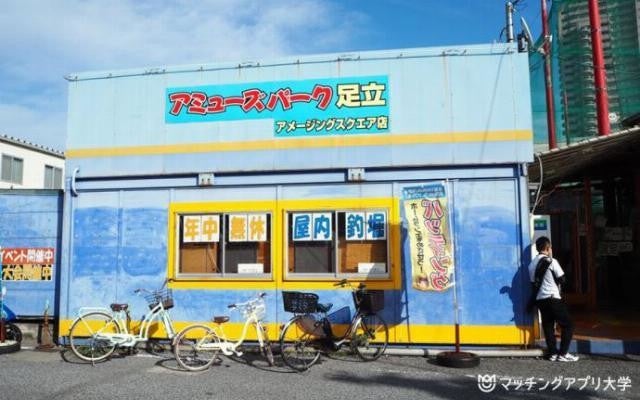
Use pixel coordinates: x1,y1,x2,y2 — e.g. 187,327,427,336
526,257,553,312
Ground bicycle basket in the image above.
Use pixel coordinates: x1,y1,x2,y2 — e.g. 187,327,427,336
241,298,266,320
283,291,318,314
144,288,174,310
356,290,384,314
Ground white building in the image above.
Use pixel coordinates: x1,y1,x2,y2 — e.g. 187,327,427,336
0,134,65,190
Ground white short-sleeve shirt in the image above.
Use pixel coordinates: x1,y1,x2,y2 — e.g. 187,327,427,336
528,253,565,300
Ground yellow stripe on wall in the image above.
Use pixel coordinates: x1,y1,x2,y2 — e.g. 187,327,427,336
65,130,532,158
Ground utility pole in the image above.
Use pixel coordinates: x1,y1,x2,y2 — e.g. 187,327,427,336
541,0,557,149
588,0,610,136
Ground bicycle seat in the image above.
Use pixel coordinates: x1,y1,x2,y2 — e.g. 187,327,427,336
213,316,230,324
316,303,333,313
110,303,129,312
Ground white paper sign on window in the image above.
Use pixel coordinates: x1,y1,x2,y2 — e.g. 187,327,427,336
345,212,366,241
358,262,387,274
238,263,264,274
182,216,201,243
228,214,248,242
292,213,312,241
312,213,333,241
200,215,220,242
183,215,220,243
247,214,268,242
365,211,387,240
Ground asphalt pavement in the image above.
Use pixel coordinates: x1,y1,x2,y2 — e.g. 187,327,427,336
0,342,639,400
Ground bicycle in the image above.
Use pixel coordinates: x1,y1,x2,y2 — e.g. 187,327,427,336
279,279,389,371
1,286,22,345
173,292,274,371
67,284,177,363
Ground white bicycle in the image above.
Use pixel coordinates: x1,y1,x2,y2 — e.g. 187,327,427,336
174,293,274,371
68,285,177,363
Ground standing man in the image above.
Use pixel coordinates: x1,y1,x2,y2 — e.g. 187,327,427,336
528,236,579,362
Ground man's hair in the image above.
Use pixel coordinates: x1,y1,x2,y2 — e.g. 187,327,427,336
535,236,551,253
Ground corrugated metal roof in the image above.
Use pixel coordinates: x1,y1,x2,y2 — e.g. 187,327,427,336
528,126,640,185
0,134,65,158
64,42,517,82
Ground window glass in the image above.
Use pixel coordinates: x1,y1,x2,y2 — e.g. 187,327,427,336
45,166,63,189
337,211,387,275
11,158,22,184
287,210,388,277
177,213,271,277
1,155,23,184
44,166,53,188
1,155,11,181
53,167,62,189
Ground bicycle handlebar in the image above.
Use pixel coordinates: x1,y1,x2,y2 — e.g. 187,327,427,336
134,280,170,295
227,293,267,309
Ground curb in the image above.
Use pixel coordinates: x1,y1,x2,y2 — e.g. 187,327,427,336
383,347,544,358
537,339,640,356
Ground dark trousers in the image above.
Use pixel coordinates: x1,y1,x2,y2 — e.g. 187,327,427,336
536,298,574,355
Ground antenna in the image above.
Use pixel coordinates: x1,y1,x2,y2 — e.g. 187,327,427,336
520,16,534,49
506,2,515,43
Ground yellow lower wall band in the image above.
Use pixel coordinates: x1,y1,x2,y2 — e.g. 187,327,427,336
58,319,533,346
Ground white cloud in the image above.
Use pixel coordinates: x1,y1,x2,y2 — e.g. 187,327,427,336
0,0,368,150
0,103,66,150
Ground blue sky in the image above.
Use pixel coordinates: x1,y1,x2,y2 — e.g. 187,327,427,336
0,0,541,152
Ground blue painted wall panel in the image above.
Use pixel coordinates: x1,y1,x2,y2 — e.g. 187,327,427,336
452,180,523,326
0,191,62,318
60,175,528,335
395,179,525,326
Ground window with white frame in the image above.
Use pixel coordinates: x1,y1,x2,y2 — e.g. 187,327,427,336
1,154,23,184
286,210,388,277
177,212,271,277
44,165,63,189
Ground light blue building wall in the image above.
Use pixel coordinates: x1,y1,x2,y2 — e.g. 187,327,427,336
59,43,535,345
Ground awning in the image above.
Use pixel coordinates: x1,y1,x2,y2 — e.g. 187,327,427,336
528,126,640,186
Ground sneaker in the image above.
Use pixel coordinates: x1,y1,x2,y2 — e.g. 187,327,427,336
557,353,579,362
547,354,558,361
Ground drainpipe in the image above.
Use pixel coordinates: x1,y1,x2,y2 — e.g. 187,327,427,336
541,0,557,149
588,0,610,136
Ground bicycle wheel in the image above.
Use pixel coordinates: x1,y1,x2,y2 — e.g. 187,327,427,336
258,323,274,366
174,324,221,371
69,312,121,362
351,313,388,361
279,316,321,371
5,323,22,343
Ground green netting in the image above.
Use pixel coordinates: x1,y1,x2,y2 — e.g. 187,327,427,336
530,0,640,147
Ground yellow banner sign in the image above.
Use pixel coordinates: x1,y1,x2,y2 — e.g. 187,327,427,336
403,183,454,291
2,264,53,281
